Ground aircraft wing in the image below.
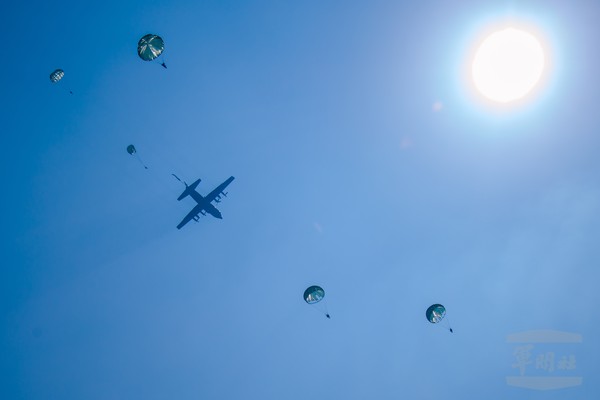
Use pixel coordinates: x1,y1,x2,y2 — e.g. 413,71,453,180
177,203,204,229
204,176,235,203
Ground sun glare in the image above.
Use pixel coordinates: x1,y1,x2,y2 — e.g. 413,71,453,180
472,27,545,103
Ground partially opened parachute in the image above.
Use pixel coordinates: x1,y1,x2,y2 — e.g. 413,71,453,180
426,304,452,332
304,285,330,318
50,69,72,94
127,144,136,155
138,34,166,68
50,69,64,83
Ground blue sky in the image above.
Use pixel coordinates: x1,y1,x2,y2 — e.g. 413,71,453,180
1,0,599,398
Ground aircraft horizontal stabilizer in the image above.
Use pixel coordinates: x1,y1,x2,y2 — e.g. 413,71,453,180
177,178,201,201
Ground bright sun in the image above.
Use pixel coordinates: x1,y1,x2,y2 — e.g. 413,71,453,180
472,27,545,103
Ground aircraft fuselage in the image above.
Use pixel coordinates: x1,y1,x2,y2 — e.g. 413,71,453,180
176,176,234,229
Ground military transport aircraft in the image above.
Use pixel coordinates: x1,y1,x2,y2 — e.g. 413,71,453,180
176,176,235,229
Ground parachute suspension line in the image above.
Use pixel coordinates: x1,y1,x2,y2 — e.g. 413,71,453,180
152,58,167,69
59,85,73,95
321,301,330,319
135,153,148,169
315,303,330,318
435,314,452,333
445,316,454,333
307,304,330,319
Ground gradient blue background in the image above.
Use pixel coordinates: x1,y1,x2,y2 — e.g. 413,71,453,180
1,0,598,398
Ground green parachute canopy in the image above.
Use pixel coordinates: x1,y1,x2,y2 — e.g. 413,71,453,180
50,69,64,83
137,34,164,61
304,285,325,304
426,304,446,324
303,285,330,318
126,144,136,155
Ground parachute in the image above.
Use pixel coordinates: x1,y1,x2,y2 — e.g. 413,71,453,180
304,286,325,304
304,285,330,318
50,69,73,94
426,304,453,332
137,34,167,68
50,69,64,83
127,144,148,169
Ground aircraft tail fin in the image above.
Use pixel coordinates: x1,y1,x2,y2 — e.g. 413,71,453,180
177,178,201,201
